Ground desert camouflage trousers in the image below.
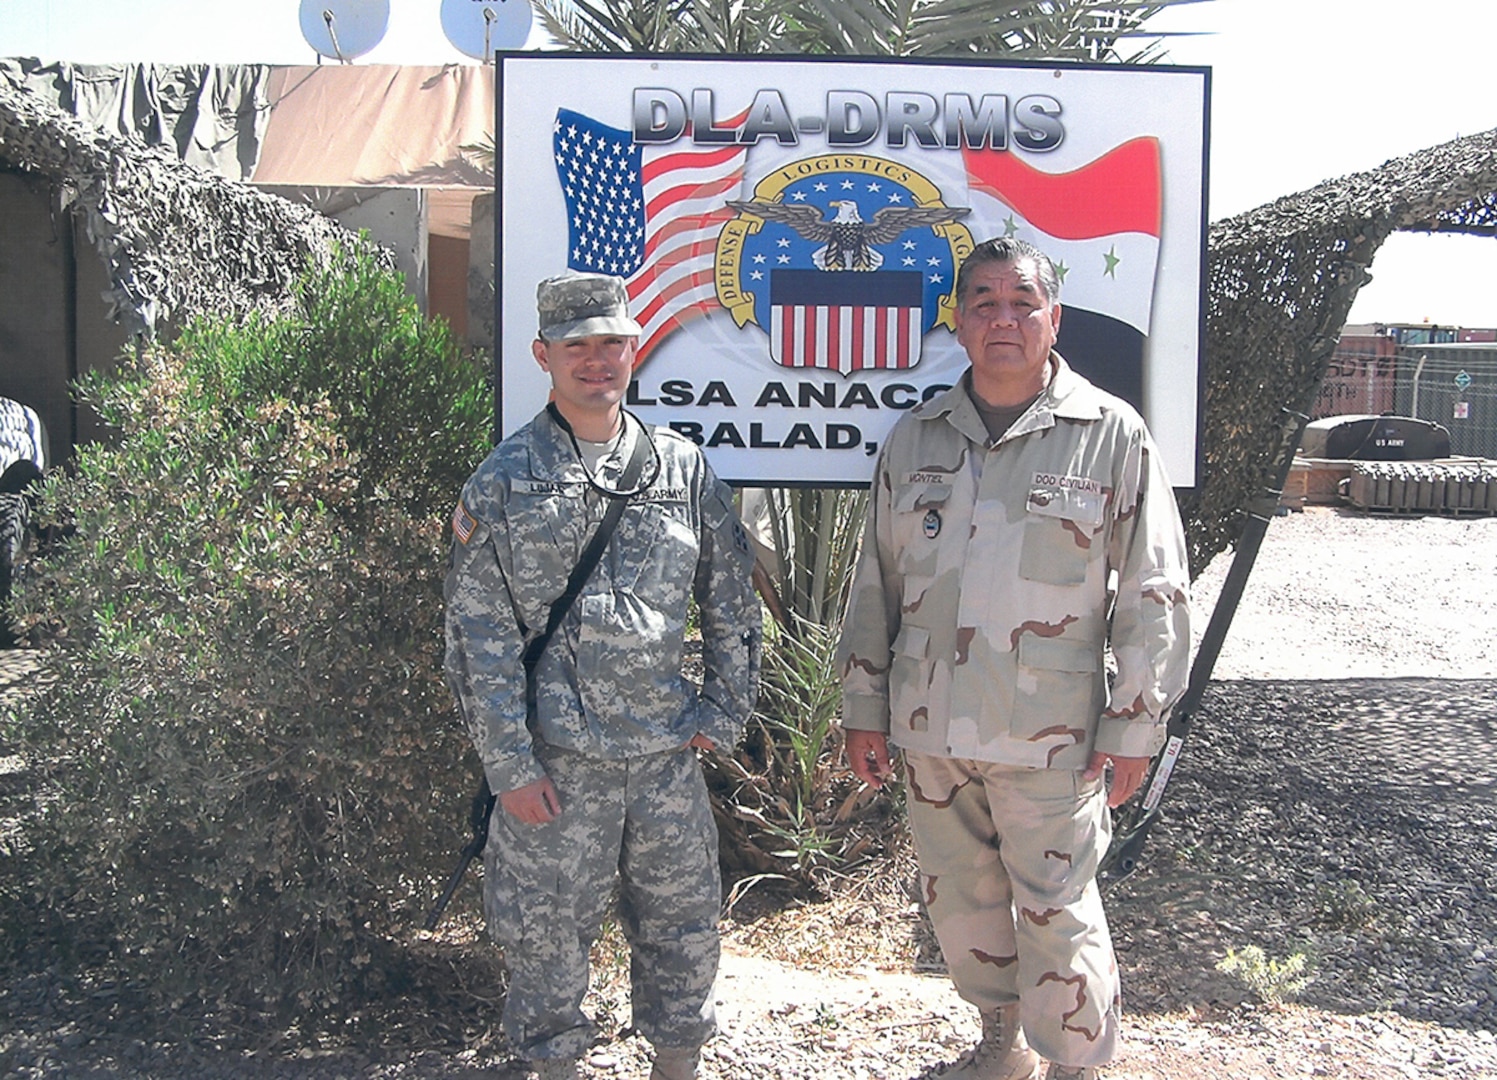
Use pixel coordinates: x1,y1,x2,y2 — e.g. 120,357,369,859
483,743,722,1060
904,750,1120,1068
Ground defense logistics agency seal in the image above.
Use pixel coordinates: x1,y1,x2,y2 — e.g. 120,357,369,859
716,156,973,377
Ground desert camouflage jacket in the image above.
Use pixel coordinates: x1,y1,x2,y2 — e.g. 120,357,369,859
445,410,761,795
837,355,1190,770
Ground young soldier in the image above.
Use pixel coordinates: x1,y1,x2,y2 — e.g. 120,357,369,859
445,272,760,1080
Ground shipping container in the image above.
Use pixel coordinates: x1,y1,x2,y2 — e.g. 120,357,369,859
1316,332,1398,417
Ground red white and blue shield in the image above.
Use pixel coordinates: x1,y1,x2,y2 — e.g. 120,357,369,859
768,269,925,375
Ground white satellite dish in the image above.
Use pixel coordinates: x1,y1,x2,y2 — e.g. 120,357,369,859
299,0,390,63
441,0,534,61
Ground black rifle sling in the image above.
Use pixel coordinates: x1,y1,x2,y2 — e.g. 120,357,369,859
423,416,652,931
523,416,652,676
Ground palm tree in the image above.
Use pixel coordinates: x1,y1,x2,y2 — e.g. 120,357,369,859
533,0,1203,61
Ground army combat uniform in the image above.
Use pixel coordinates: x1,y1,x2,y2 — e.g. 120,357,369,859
837,355,1190,1068
445,409,760,1063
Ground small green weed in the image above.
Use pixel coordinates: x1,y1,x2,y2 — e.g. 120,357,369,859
1216,944,1314,1004
1314,879,1378,929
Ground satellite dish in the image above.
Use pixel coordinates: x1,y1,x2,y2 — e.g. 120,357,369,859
299,0,390,63
441,0,533,61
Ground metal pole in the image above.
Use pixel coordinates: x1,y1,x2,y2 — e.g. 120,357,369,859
1100,402,1310,888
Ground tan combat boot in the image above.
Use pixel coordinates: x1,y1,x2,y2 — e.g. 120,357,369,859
1044,1065,1098,1080
526,1057,582,1080
649,1043,701,1080
941,1004,1042,1079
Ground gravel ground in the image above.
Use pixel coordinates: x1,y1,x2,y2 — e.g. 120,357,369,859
1189,506,1497,680
3,505,1497,1078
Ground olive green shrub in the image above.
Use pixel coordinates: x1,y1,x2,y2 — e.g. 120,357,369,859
1,248,492,1022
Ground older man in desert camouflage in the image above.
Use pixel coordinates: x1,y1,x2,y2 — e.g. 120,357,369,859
837,237,1191,1080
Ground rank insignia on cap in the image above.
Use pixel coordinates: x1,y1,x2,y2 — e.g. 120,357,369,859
923,509,941,539
452,500,478,544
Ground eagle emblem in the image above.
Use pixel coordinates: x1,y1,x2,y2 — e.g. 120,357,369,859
716,155,975,376
725,198,971,272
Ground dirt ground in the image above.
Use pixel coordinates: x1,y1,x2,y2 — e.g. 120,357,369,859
4,505,1497,1078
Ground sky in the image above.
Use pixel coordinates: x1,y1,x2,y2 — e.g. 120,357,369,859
1146,0,1497,328
1,0,1493,327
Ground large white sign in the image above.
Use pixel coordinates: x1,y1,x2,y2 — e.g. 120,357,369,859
497,55,1208,486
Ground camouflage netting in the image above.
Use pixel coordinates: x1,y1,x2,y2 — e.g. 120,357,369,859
0,74,387,340
1185,126,1497,575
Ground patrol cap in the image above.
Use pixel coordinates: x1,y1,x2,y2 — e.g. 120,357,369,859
536,272,643,341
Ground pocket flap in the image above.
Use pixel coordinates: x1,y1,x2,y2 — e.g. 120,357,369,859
894,482,953,514
700,485,732,530
1016,633,1098,673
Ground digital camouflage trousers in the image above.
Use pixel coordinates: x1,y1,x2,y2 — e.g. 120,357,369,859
483,744,721,1061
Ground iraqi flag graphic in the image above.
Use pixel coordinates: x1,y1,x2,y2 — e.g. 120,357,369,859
962,138,1161,410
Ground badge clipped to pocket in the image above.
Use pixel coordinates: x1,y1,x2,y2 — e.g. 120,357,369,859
896,472,954,544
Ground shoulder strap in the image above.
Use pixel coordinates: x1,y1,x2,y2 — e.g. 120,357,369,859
522,417,652,673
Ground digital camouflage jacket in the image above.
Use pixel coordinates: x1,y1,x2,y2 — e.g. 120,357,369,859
445,411,761,795
837,356,1190,771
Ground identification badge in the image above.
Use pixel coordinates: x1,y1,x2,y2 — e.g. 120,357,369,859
923,508,941,538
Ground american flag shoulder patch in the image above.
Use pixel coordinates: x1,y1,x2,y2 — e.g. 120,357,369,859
452,500,479,544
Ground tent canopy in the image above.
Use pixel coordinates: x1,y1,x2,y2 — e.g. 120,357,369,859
253,64,494,240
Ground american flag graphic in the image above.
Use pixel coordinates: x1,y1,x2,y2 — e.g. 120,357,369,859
552,108,747,361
